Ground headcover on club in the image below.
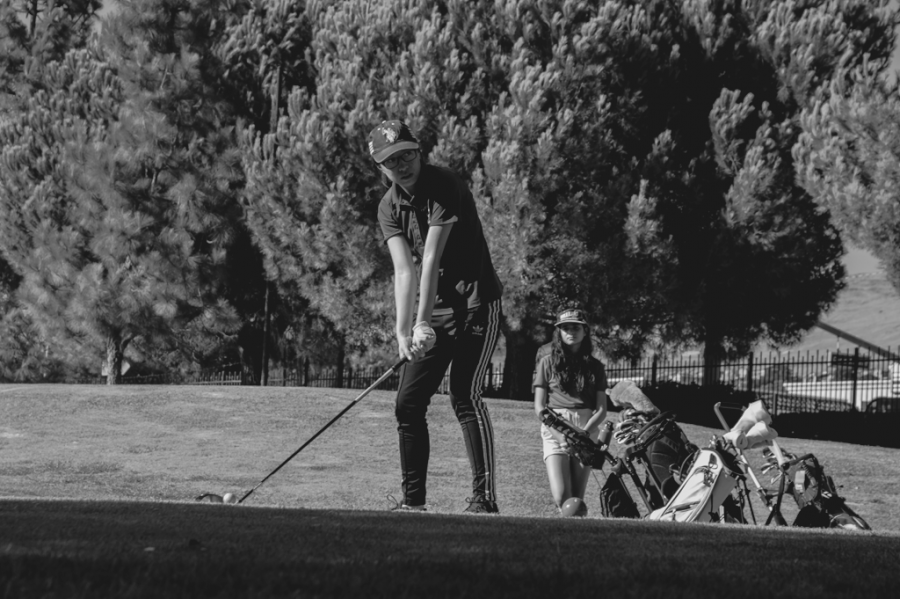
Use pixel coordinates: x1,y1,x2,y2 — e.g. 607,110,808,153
607,380,660,417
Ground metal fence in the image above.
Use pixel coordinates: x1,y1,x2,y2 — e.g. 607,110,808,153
117,345,900,415
601,346,900,415
115,369,243,386
265,361,505,395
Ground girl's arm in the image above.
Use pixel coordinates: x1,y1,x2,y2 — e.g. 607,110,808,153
534,386,549,420
583,391,609,432
386,235,420,361
415,223,453,326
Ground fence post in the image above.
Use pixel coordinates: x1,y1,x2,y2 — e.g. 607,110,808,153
651,354,658,386
746,353,754,393
303,357,310,387
851,347,860,411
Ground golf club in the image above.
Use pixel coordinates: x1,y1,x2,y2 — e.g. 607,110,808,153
237,356,408,504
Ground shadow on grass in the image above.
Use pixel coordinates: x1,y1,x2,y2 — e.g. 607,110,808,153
1,499,899,598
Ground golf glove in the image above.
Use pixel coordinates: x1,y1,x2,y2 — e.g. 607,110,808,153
412,321,436,353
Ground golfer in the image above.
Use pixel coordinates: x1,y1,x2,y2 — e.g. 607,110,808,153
369,119,504,514
533,307,608,515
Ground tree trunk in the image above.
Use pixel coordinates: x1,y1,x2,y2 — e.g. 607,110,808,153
261,282,270,386
499,327,540,401
335,336,345,388
703,334,723,387
105,331,124,385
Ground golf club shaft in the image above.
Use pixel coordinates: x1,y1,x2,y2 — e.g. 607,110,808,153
713,402,768,496
238,357,407,503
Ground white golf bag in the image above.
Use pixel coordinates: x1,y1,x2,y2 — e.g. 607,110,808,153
647,445,743,523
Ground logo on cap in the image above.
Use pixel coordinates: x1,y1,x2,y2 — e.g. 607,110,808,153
382,126,398,143
554,308,588,326
367,119,420,163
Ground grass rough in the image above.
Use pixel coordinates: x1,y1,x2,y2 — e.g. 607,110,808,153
1,383,899,598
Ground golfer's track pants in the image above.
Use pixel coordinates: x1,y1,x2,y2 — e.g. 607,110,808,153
395,300,502,506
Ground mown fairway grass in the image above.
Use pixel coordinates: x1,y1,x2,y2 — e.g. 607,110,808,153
1,383,899,598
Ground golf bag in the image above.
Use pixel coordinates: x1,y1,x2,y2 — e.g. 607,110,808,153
715,401,871,531
765,449,871,530
647,440,746,523
625,412,698,506
599,465,642,519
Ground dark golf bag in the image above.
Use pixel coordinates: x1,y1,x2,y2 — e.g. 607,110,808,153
599,465,642,519
626,412,699,506
776,452,871,530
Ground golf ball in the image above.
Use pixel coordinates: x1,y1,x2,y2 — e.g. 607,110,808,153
223,493,236,504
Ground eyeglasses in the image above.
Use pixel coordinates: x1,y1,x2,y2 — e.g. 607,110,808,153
558,324,584,332
380,150,418,169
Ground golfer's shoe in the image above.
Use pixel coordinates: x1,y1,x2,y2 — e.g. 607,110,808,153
464,496,499,514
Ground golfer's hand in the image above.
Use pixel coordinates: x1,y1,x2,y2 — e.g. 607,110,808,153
412,321,436,353
397,334,424,362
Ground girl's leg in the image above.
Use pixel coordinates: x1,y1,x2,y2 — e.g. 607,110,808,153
394,336,453,507
570,459,593,500
448,300,502,503
545,454,572,508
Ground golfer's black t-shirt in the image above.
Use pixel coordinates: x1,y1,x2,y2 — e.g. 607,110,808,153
378,164,503,315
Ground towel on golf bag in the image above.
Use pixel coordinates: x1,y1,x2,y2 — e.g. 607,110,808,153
607,380,660,417
647,446,742,523
723,401,777,450
783,453,871,530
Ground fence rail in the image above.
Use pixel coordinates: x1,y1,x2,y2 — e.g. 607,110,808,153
113,345,900,415
601,346,900,415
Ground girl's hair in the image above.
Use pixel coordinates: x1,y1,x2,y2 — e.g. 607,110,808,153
549,326,595,395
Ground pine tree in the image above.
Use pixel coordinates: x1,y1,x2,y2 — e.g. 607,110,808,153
240,0,410,359
0,0,101,380
216,0,322,382
0,0,248,383
795,5,900,293
242,0,894,399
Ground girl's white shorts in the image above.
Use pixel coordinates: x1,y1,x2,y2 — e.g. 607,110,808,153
540,408,599,460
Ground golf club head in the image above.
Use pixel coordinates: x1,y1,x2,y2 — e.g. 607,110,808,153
195,492,224,503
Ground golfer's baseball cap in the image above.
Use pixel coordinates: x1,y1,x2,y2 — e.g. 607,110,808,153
368,119,420,163
554,307,588,327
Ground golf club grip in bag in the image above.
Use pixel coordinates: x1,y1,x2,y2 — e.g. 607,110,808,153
539,408,609,469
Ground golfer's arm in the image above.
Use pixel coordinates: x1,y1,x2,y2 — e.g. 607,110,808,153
387,235,417,337
534,387,548,419
415,223,452,326
584,391,608,431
